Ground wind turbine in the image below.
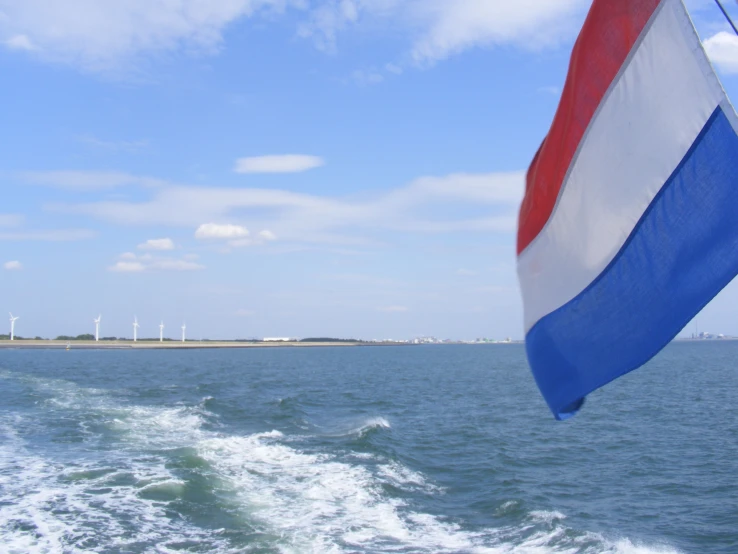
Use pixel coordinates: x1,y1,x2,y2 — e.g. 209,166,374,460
94,315,101,342
9,313,19,341
181,322,186,343
159,321,164,342
133,316,140,342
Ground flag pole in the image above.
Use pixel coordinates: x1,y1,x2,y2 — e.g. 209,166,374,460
714,0,738,37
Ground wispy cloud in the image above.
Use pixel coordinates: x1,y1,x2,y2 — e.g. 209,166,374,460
109,261,145,273
408,0,586,64
350,69,384,86
76,134,149,152
3,261,23,271
537,85,561,96
1,0,587,76
234,155,325,174
47,170,523,247
21,170,165,191
109,252,204,272
5,34,35,51
235,308,256,317
0,229,95,241
377,305,408,313
0,214,24,228
138,238,175,251
0,0,305,73
300,0,587,65
150,259,204,271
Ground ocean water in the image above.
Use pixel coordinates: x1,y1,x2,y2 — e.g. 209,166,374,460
0,343,736,554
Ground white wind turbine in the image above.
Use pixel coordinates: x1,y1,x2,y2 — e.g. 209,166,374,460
9,313,19,341
181,322,186,343
159,321,164,342
133,316,140,342
94,315,101,342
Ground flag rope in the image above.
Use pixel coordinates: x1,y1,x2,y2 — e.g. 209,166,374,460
714,0,738,37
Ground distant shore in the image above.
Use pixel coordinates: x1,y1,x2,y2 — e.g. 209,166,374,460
0,340,391,350
0,340,523,350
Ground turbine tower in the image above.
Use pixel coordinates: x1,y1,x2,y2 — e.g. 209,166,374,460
9,313,19,341
181,322,186,343
133,316,140,342
159,321,164,342
94,315,101,342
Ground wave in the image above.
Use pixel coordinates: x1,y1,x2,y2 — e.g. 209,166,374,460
324,416,392,439
0,372,683,554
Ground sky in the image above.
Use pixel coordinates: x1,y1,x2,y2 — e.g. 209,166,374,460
3,0,738,341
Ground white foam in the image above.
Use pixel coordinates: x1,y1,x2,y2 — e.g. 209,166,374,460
0,372,684,554
0,418,230,553
330,416,392,438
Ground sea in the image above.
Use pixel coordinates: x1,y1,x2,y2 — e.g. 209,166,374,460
0,342,736,554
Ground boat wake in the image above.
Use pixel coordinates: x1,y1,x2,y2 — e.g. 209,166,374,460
0,371,682,553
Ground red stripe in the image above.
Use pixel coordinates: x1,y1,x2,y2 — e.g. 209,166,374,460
517,0,663,254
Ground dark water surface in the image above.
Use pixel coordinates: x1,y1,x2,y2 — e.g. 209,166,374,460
0,342,736,553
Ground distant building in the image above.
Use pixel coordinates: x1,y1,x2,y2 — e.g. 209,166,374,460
262,337,296,342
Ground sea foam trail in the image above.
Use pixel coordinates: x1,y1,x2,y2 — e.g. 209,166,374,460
0,371,682,554
0,419,232,554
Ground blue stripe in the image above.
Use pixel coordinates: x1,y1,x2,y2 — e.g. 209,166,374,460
527,106,738,420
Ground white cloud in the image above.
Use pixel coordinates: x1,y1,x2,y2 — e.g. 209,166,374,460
109,261,145,272
21,170,165,190
110,252,204,272
138,238,175,250
47,169,524,246
149,259,204,271
704,31,738,74
229,229,279,247
408,0,585,64
0,0,304,73
378,305,408,312
196,223,249,239
395,171,524,205
0,214,24,227
234,155,324,174
5,34,34,50
1,0,587,76
300,0,586,64
3,261,22,271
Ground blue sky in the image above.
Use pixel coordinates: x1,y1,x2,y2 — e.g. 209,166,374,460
2,0,738,340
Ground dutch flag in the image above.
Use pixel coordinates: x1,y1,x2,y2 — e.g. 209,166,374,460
518,0,738,420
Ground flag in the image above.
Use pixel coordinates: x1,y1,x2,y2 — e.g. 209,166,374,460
518,0,738,419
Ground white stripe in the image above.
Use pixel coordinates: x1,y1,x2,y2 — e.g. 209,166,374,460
518,0,725,333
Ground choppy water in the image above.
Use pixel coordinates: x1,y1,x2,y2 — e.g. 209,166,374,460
0,342,736,553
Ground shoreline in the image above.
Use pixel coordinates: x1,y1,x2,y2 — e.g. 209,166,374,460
0,340,396,350
0,340,526,350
